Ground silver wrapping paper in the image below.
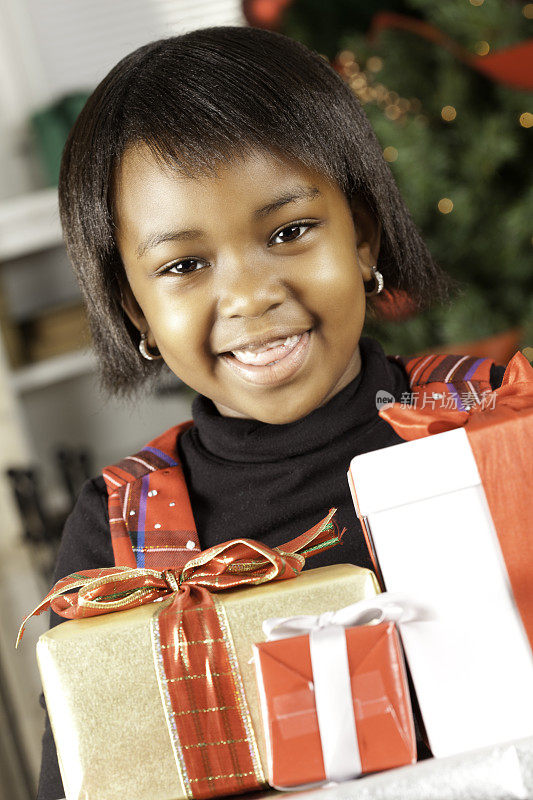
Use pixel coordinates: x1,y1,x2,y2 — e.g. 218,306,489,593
239,737,533,800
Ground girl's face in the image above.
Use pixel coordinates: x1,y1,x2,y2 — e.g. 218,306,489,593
115,146,380,424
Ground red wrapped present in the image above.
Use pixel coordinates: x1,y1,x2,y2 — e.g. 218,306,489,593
377,350,533,649
253,594,416,789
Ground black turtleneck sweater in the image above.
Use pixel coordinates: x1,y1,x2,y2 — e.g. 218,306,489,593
37,338,505,800
176,337,410,570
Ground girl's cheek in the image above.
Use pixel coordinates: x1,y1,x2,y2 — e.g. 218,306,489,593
311,258,364,307
154,296,212,357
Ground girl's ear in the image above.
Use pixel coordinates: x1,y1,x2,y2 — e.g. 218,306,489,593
350,197,382,281
119,280,155,344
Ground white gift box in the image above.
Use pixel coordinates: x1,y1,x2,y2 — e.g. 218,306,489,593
348,426,533,758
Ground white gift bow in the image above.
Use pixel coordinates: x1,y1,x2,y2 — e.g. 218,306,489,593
262,592,423,641
262,592,425,785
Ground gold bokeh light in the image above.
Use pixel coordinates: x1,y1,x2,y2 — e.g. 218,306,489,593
383,146,399,162
474,41,490,56
438,198,454,214
441,105,457,121
367,56,384,73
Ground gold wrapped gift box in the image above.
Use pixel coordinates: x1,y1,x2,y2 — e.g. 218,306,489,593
38,563,379,800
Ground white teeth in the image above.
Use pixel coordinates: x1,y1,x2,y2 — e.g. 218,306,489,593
231,334,301,364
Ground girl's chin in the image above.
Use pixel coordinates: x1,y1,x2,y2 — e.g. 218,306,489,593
212,335,362,422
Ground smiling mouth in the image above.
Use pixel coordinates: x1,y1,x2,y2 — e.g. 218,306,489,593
229,333,304,365
220,330,312,386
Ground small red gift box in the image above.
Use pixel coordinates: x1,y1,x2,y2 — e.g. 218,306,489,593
253,619,416,789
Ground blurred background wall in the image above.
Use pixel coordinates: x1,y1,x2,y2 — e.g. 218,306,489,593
0,3,244,798
0,1,531,798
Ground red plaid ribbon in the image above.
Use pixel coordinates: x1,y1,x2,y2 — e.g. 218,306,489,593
379,351,532,438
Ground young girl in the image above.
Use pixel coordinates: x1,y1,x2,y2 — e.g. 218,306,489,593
37,25,504,799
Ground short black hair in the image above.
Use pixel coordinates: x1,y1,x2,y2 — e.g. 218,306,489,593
59,25,452,395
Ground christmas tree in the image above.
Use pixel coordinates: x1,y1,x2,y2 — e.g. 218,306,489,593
244,0,533,360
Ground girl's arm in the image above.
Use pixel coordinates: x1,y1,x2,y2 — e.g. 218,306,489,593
36,477,113,800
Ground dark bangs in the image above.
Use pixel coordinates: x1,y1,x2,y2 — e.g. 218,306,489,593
59,25,452,395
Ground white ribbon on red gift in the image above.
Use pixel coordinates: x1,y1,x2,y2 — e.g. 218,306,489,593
263,592,425,784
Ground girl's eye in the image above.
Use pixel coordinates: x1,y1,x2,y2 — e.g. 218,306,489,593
157,221,318,274
269,221,316,246
159,258,207,276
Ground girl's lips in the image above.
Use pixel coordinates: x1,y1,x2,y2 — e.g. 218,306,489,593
220,330,312,386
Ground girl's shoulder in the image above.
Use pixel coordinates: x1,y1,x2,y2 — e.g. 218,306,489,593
103,419,193,487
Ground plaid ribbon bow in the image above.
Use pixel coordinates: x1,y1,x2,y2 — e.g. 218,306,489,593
379,350,533,439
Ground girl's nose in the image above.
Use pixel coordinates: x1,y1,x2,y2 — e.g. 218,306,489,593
216,262,288,319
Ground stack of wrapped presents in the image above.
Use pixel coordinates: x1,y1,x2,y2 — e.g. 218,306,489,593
19,353,533,800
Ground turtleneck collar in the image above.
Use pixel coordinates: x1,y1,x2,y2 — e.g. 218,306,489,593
189,337,407,463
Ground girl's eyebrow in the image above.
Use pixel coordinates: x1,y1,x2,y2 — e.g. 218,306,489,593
253,185,322,219
136,185,322,259
137,227,204,259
